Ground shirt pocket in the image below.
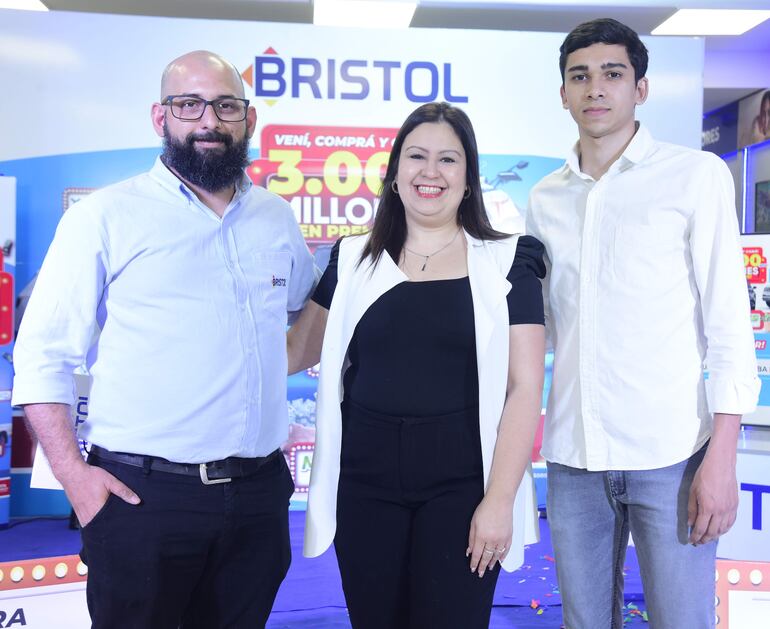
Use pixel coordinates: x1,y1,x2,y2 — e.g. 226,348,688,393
612,224,685,285
253,251,292,325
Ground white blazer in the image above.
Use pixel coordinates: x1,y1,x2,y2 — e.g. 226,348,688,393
304,230,540,572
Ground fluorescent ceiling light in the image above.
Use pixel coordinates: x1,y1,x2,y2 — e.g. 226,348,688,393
652,9,770,36
0,0,48,9
314,0,417,29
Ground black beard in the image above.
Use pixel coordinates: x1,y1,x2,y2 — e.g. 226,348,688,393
161,122,249,193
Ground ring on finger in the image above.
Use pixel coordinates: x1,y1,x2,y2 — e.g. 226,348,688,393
482,548,495,554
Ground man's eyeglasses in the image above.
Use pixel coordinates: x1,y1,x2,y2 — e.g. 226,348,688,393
163,96,250,122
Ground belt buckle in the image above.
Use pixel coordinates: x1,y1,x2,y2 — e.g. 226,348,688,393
199,463,232,485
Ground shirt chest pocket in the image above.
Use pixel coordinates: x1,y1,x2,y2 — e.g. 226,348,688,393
252,251,292,324
611,224,686,284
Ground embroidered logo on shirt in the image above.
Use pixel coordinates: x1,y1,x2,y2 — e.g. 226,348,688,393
272,275,287,287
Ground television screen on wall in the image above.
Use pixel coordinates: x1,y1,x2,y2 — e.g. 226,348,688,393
755,180,770,233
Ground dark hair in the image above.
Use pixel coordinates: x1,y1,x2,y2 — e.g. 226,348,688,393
559,18,649,84
360,102,505,267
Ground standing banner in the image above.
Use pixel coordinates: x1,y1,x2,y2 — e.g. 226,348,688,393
743,235,770,426
718,449,770,562
0,176,16,527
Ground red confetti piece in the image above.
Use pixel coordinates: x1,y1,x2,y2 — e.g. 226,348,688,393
530,599,540,609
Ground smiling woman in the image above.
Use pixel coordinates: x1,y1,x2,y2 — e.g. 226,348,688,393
288,102,547,629
359,102,507,272
395,120,467,252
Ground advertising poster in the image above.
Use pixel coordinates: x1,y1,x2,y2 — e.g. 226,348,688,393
702,101,739,156
715,558,770,629
0,9,704,507
738,89,770,150
0,555,90,629
743,235,770,426
756,179,770,234
0,177,15,527
718,450,770,562
715,449,770,627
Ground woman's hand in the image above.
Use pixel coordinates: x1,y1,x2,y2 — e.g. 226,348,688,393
465,322,545,577
466,493,513,577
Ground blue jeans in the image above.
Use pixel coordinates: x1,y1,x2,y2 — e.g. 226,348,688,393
546,446,716,629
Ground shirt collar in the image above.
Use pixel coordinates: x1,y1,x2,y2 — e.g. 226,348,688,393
565,122,655,180
620,122,654,166
149,155,252,203
565,141,583,177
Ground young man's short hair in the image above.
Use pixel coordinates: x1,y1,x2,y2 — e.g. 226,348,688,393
559,18,649,84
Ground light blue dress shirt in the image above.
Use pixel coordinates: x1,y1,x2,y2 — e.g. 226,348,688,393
13,158,317,462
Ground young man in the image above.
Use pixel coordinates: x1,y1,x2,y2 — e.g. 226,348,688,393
12,51,317,628
526,18,759,629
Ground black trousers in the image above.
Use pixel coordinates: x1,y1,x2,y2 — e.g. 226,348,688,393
80,450,294,629
335,401,499,629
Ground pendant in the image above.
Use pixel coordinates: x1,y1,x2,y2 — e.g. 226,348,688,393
420,256,428,271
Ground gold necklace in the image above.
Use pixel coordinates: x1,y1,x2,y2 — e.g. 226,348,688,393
403,228,461,272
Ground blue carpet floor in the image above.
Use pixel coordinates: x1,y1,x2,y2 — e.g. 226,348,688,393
1,512,649,627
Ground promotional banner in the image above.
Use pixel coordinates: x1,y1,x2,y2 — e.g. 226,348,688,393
743,235,770,426
718,448,770,562
738,89,770,150
0,9,705,506
702,101,740,155
0,176,15,527
0,555,89,628
756,178,770,234
703,89,770,155
715,558,770,629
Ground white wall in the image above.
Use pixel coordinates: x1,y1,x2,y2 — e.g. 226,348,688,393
0,8,704,162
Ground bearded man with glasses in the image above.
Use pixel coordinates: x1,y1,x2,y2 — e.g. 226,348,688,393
13,50,317,628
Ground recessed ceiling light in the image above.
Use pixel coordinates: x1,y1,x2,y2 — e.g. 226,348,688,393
314,0,417,29
652,9,770,36
0,0,48,10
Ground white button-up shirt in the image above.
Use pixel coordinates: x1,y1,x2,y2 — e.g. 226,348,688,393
527,124,759,471
13,158,317,463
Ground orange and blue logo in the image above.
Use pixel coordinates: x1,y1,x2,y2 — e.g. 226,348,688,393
241,47,468,106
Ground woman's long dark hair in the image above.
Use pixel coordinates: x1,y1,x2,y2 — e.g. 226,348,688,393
360,102,506,267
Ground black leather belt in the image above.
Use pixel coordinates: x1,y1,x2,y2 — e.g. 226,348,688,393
89,445,281,485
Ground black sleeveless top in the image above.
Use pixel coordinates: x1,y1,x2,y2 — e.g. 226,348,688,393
312,236,546,416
